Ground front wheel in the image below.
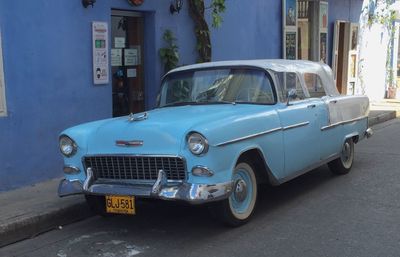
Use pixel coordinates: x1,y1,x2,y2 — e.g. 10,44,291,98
328,138,355,175
210,162,258,227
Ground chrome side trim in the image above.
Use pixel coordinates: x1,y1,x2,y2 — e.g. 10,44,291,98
282,121,310,131
215,127,282,147
321,115,368,131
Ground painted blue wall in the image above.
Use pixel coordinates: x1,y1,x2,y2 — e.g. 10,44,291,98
0,0,363,191
328,0,364,65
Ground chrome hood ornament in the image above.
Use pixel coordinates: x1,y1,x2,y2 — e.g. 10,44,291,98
116,140,144,147
128,112,148,122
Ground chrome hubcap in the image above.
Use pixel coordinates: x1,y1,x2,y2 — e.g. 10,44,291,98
341,141,353,168
234,179,247,203
342,142,351,162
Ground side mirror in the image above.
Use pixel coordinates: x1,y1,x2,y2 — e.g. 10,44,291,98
286,88,297,105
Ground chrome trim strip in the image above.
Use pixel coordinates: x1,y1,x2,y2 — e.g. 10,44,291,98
215,127,282,147
282,121,310,131
321,115,368,131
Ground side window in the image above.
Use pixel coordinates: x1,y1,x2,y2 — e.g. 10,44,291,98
0,29,6,117
275,72,305,102
304,73,326,98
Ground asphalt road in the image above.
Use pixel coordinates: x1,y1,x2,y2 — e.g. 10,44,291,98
1,119,400,257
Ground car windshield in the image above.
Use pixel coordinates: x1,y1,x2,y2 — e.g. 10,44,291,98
158,68,275,107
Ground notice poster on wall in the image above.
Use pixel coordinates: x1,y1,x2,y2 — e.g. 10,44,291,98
111,49,122,66
92,22,109,85
319,2,328,32
320,33,327,63
285,32,297,60
124,48,139,66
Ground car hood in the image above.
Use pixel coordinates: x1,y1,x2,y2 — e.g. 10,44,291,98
85,104,277,155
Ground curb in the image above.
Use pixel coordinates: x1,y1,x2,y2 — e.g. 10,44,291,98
368,111,396,127
0,199,92,248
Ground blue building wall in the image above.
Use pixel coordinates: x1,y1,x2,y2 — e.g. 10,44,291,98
0,0,363,191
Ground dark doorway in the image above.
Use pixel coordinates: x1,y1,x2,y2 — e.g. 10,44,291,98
111,10,145,117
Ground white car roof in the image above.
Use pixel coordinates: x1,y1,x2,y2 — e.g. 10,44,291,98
168,59,339,96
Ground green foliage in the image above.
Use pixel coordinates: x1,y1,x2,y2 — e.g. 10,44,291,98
188,0,226,63
159,29,179,73
210,0,226,28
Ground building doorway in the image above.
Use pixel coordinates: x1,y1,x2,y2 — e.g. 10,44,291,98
111,10,145,117
331,21,359,95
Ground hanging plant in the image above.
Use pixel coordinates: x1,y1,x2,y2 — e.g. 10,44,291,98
159,29,180,73
188,0,226,63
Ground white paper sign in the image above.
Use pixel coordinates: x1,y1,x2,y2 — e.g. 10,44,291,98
127,68,137,78
92,22,109,84
114,37,126,48
111,49,122,66
124,49,138,66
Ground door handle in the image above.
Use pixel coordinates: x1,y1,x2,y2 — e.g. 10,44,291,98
330,100,337,104
307,104,316,108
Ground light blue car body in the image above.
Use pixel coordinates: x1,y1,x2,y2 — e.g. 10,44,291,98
58,60,371,204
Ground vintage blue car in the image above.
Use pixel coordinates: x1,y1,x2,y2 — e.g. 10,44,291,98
58,60,372,226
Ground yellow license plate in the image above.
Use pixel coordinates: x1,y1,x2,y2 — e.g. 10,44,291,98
105,195,135,215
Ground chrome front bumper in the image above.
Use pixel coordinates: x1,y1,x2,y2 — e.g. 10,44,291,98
58,169,233,204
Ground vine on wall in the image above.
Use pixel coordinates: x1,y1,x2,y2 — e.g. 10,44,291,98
159,29,180,73
188,0,226,63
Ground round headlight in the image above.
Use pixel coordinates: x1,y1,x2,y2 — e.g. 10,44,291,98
188,132,209,155
59,135,77,157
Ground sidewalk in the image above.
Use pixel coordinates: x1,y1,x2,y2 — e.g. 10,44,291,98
0,179,92,247
1,101,399,248
369,99,400,126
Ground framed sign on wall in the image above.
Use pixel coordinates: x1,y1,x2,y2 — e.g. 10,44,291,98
283,0,298,60
319,1,328,63
92,22,109,85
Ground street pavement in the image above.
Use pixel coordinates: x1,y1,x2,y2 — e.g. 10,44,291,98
1,118,400,257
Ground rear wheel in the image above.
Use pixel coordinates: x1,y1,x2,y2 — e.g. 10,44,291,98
328,138,354,175
210,162,258,227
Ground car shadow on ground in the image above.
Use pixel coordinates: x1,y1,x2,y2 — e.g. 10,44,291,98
97,164,338,232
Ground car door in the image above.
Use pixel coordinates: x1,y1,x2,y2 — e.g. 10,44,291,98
275,72,322,179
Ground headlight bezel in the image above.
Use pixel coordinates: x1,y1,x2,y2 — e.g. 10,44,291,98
59,135,77,158
187,132,209,156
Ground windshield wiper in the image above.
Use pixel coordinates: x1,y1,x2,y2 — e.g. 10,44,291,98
160,100,236,108
161,101,200,107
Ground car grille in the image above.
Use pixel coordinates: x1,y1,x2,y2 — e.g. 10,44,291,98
83,156,186,181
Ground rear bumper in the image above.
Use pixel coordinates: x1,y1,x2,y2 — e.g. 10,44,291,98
58,169,233,205
365,127,373,138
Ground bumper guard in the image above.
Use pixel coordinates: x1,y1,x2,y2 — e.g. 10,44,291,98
58,168,233,204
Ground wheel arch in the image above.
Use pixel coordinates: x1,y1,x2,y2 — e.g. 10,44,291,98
235,147,279,186
344,132,359,144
